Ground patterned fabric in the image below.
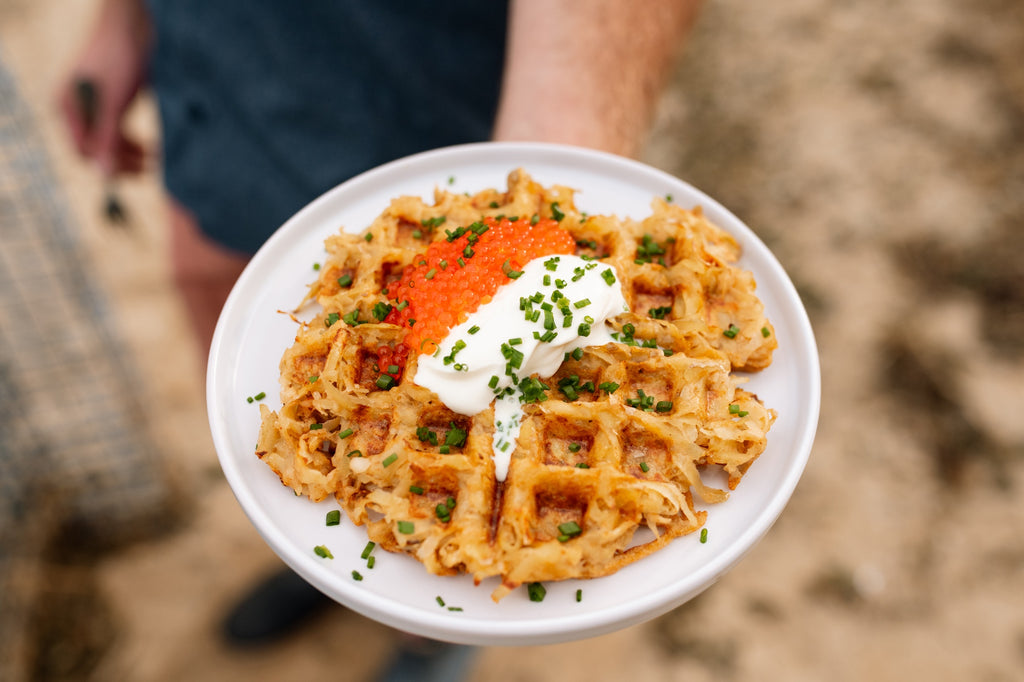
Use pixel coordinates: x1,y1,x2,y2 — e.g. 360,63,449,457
0,54,178,678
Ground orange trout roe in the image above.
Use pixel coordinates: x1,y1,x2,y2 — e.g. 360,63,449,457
384,216,575,353
375,344,409,382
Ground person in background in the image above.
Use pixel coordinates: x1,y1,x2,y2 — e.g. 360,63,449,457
58,0,701,678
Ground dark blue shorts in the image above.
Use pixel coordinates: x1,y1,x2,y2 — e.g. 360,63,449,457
146,0,508,254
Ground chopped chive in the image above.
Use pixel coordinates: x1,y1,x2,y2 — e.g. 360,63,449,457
326,509,342,526
457,257,465,268
246,396,254,403
314,545,333,559
729,403,742,414
558,521,582,538
575,463,590,469
436,504,451,521
468,325,480,335
762,326,772,338
447,606,463,612
382,453,398,467
396,300,409,311
571,347,584,361
655,401,673,413
397,521,414,535
601,269,616,285
444,422,468,448
723,323,740,339
309,423,323,431
488,375,499,389
308,375,319,383
366,555,376,569
313,262,321,271
416,426,437,445
342,310,361,326
639,461,650,473
700,528,708,543
361,541,376,559
599,381,619,394
436,596,446,607
375,374,395,390
411,229,423,239
346,449,362,458
352,570,363,580
253,391,266,401
364,233,373,242
578,323,591,337
338,427,354,439
425,268,437,280
336,274,353,288
649,306,672,320
409,485,424,495
576,589,583,602
550,202,565,221
569,442,582,452
387,364,400,374
528,582,547,602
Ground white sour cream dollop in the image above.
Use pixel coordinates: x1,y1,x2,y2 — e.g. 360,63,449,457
414,254,628,480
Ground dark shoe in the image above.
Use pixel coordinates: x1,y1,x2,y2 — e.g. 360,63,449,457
222,567,331,646
375,638,478,682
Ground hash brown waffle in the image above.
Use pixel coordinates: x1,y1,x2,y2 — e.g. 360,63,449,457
256,170,777,600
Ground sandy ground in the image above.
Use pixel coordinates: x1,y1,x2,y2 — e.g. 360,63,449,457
2,0,1023,680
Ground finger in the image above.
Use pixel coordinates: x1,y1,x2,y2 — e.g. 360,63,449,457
90,95,122,176
114,134,148,174
56,81,92,157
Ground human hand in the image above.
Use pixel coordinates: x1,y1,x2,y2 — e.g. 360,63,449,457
57,0,152,176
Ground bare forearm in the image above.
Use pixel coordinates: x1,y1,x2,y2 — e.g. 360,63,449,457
492,0,702,157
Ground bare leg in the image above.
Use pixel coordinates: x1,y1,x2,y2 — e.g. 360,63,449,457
165,200,336,642
168,200,250,366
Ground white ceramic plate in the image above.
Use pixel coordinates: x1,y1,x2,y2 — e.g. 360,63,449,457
208,142,820,647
